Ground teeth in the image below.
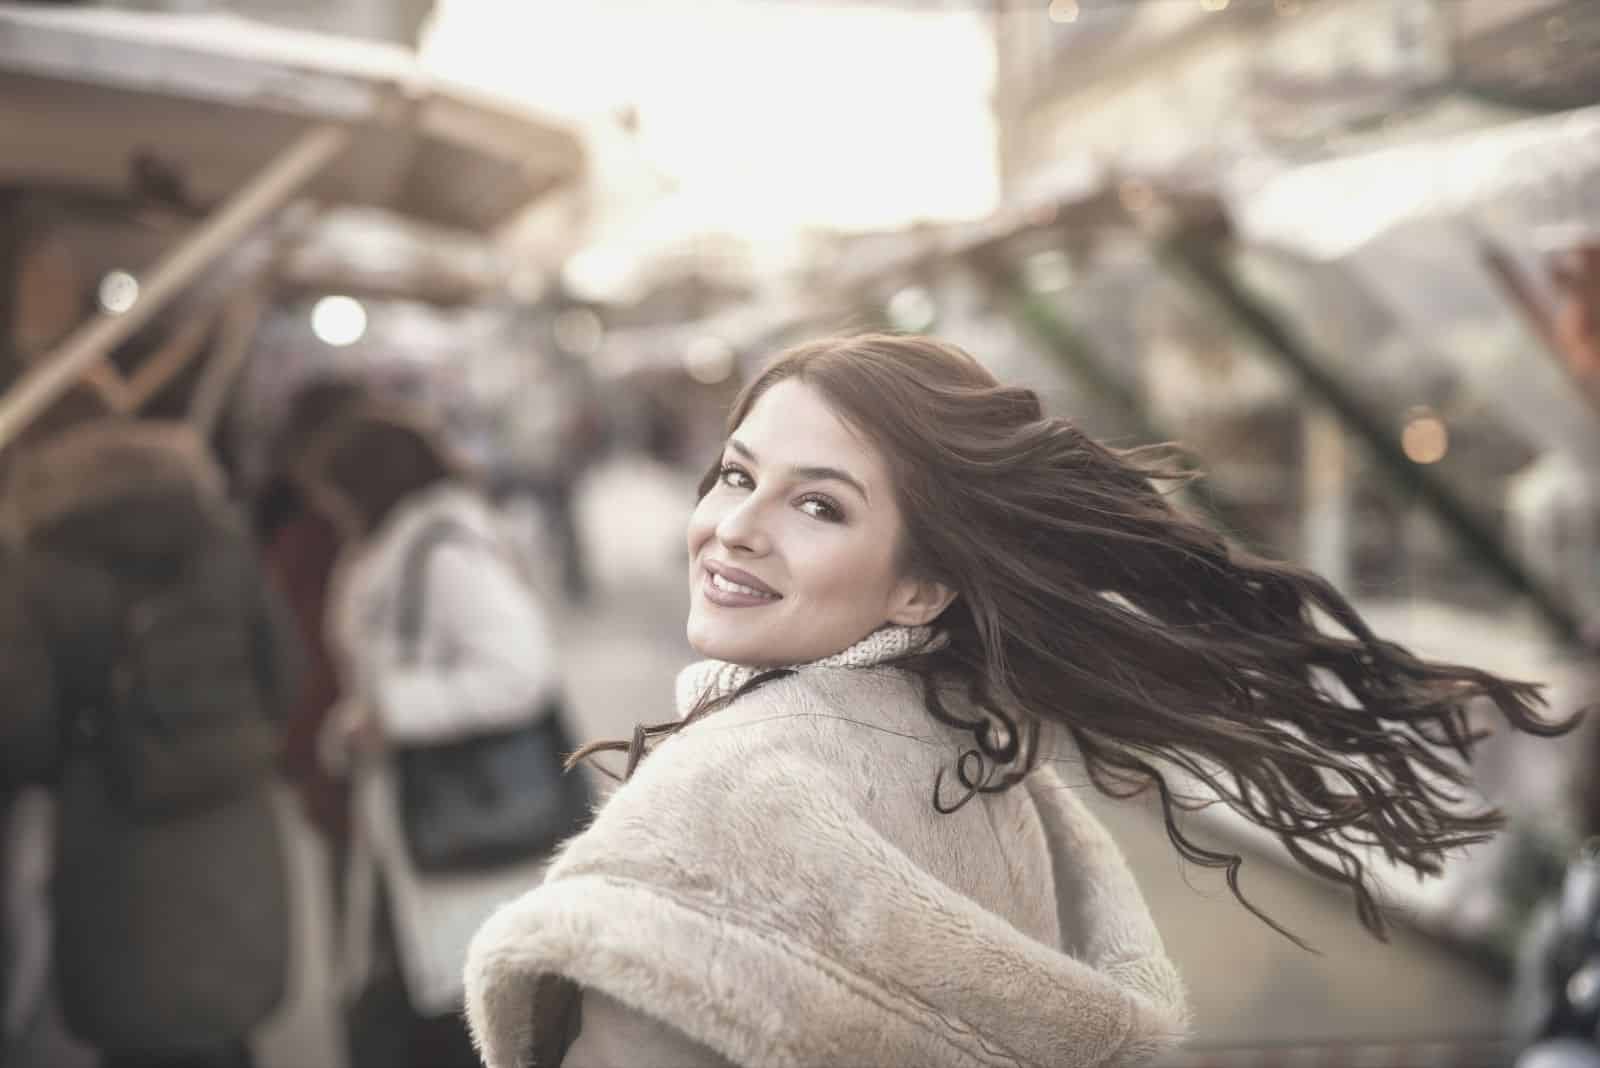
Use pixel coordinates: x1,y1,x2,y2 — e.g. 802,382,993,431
710,571,776,599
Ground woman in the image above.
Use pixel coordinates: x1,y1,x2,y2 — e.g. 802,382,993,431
297,406,565,1068
465,334,1565,1067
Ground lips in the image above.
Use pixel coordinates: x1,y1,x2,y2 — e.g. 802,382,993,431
701,559,783,607
704,560,780,597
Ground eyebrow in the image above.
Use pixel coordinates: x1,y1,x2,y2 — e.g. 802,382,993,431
728,438,870,503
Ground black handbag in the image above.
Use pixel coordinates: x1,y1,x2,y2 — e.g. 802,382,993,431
390,518,593,874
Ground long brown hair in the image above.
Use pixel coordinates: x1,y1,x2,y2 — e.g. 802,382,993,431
576,332,1573,945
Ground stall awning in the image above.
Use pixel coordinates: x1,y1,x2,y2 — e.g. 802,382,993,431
1229,103,1600,260
0,6,583,234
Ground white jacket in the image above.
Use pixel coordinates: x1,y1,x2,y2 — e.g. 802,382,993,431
332,482,557,744
330,482,560,1016
465,638,1189,1067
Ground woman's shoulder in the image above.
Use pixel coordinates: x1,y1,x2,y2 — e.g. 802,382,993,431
382,482,494,546
347,484,492,578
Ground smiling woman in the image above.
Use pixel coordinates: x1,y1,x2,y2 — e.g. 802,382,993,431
464,333,1569,1068
684,378,954,668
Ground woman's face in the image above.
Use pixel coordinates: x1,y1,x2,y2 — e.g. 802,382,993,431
686,378,951,667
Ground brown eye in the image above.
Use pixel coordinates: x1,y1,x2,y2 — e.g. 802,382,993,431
720,464,754,490
798,495,843,522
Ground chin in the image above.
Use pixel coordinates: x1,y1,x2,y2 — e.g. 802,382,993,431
686,616,737,661
687,619,777,667
690,635,761,666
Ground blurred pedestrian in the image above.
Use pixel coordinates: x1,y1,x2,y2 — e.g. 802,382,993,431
296,404,584,1068
465,333,1571,1068
1,381,119,1068
253,378,369,846
0,416,295,1068
491,336,609,604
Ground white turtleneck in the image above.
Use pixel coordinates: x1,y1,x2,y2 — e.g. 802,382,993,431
672,622,943,719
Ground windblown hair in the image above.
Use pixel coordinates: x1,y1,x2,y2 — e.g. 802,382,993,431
575,332,1572,944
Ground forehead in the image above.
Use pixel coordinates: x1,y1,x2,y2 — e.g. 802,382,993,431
735,379,888,475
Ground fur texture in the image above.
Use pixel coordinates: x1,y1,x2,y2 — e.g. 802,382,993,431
465,665,1188,1068
3,420,223,535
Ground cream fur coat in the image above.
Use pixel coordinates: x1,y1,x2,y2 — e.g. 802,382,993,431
465,651,1188,1068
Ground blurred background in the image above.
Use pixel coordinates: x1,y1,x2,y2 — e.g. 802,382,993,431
2,1,1599,1065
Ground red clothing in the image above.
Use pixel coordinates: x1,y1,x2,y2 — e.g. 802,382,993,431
263,511,348,842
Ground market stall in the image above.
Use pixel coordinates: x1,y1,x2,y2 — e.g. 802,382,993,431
0,4,583,449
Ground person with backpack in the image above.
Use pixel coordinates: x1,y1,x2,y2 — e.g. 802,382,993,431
0,416,296,1068
294,404,588,1068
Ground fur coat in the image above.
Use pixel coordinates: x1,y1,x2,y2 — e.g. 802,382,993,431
0,420,292,1051
464,630,1188,1068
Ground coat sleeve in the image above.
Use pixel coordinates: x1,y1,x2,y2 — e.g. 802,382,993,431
372,541,557,743
1025,764,1191,1062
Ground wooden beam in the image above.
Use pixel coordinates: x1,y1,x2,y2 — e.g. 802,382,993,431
0,122,349,449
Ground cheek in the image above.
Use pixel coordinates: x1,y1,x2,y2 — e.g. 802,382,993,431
803,532,899,604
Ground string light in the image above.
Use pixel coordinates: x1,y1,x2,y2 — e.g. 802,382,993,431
97,270,139,315
684,335,736,384
886,286,937,333
310,295,367,347
1047,0,1079,25
1022,249,1074,294
1401,409,1449,465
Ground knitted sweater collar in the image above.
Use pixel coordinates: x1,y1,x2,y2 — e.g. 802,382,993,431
674,624,943,719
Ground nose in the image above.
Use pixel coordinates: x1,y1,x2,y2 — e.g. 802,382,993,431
714,493,771,556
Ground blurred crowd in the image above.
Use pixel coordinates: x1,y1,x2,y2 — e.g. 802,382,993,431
0,365,617,1068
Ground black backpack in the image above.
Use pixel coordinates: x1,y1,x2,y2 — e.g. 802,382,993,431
81,541,281,822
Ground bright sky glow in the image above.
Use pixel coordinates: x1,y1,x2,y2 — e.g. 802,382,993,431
421,0,998,235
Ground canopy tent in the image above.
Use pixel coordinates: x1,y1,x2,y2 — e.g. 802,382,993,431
0,6,581,233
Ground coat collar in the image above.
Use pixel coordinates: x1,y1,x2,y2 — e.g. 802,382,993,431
673,623,944,718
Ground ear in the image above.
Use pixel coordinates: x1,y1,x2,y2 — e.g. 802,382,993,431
886,575,957,627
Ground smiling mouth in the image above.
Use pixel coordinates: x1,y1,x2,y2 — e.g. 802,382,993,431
701,566,783,607
708,571,779,599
